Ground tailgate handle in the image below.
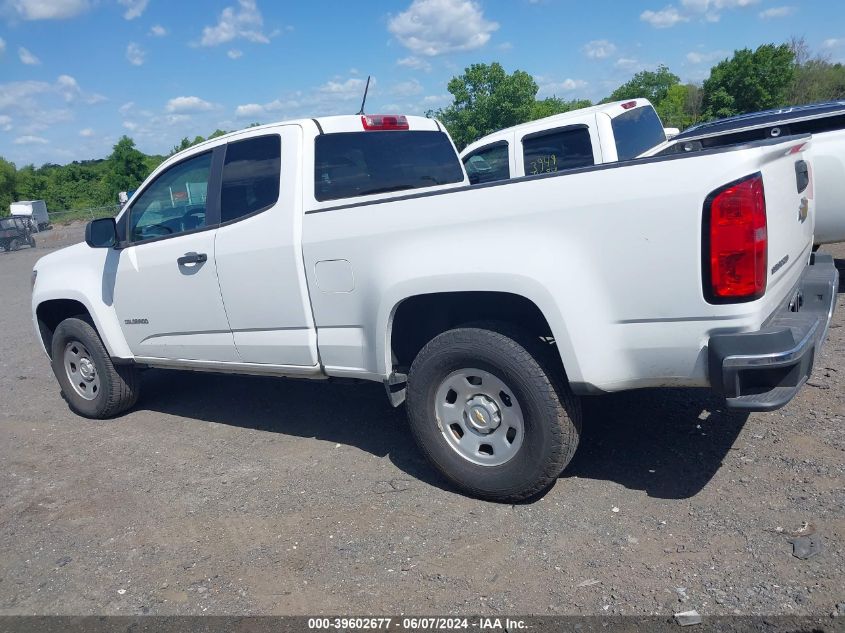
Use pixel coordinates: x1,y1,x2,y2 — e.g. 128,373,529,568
177,252,207,265
795,160,809,193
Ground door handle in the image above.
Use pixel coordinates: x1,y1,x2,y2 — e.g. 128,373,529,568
177,252,208,265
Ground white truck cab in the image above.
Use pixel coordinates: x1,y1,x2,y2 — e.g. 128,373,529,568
460,99,666,184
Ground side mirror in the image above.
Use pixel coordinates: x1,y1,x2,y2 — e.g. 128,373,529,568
85,217,118,248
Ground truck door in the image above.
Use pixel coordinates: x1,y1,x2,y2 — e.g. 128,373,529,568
112,147,238,362
214,126,319,367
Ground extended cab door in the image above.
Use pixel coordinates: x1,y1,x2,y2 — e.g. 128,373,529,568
213,126,319,366
112,147,238,362
516,121,601,177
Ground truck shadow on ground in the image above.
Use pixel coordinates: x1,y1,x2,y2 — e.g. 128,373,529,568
136,369,748,502
835,258,845,293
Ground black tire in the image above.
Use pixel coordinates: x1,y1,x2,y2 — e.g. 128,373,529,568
9,238,20,252
50,317,140,418
406,324,581,502
28,236,36,248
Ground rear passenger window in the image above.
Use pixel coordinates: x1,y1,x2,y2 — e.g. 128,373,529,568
220,135,281,223
463,143,510,184
314,131,464,202
522,127,594,176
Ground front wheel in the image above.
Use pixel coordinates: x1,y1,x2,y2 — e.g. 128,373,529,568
50,317,140,418
406,324,581,502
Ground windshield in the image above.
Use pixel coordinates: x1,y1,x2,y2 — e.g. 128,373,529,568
314,131,464,202
612,106,667,161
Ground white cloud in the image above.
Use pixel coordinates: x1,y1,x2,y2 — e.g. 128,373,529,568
318,77,372,100
641,0,758,27
79,127,94,137
388,0,499,56
538,78,588,97
118,101,135,115
123,121,138,131
18,46,40,65
149,24,167,37
582,39,616,59
397,56,432,72
200,0,271,47
0,37,5,55
392,79,423,97
6,0,90,20
759,6,794,19
640,6,688,28
235,103,266,118
14,134,48,144
686,49,728,64
227,48,243,59
0,114,12,131
165,96,214,113
117,0,148,19
822,38,845,49
126,42,145,66
615,57,641,71
234,74,376,120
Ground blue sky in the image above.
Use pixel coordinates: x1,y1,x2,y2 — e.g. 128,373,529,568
1,0,843,166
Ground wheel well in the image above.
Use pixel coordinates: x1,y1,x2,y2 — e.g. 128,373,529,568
36,299,91,358
390,292,556,371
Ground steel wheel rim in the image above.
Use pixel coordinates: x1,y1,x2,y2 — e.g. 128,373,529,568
434,368,525,466
63,341,101,401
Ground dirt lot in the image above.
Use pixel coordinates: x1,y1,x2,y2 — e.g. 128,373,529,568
0,223,843,617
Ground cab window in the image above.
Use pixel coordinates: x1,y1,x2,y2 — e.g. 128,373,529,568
220,135,281,223
129,151,212,242
463,143,510,184
522,126,594,176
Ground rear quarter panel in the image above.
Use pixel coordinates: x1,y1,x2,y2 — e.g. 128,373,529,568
302,139,814,392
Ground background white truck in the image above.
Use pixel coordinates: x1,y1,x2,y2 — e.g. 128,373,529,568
31,113,837,502
10,200,50,231
460,99,667,184
641,101,845,246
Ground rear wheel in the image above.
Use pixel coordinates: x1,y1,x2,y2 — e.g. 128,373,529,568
406,324,581,502
50,317,140,418
28,235,36,248
9,238,20,251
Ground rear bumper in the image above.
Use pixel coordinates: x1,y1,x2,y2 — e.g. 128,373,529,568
708,252,839,411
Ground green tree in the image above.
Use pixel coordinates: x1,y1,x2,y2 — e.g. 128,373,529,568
0,157,17,217
702,44,795,119
655,83,703,129
606,65,680,104
107,136,148,198
429,62,539,150
529,97,592,121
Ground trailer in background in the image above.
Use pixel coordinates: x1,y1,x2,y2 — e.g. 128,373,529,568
10,200,50,231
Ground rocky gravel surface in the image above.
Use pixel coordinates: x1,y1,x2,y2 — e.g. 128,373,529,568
0,224,843,617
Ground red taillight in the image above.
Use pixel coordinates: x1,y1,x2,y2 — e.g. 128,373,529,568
705,174,767,302
621,100,637,110
361,114,409,131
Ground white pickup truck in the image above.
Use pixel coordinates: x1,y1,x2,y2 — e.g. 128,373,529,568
642,101,845,245
31,113,838,502
460,99,667,184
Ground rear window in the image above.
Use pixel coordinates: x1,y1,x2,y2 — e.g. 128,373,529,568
612,106,667,161
314,131,464,202
522,126,594,175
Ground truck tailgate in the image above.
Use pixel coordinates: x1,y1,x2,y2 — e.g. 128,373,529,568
755,137,815,300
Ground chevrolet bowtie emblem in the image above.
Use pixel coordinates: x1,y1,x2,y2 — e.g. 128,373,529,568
473,410,485,424
798,197,809,223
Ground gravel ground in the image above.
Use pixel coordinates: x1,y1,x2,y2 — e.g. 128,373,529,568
0,223,843,617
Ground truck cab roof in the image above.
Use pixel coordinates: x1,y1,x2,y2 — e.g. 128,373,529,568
674,100,845,140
